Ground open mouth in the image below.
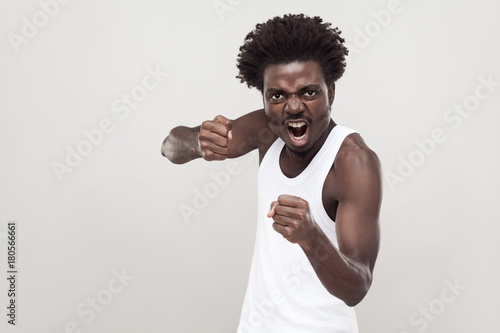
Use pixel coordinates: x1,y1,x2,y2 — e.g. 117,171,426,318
288,121,308,140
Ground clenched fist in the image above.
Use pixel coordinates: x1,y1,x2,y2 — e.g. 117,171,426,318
198,115,233,161
267,194,318,245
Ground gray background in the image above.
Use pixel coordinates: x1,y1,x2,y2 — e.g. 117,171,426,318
1,0,499,332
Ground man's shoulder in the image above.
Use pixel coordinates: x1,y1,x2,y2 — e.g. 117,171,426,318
321,129,381,219
321,131,381,206
335,132,379,171
330,132,381,196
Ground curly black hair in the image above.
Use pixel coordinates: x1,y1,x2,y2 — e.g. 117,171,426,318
236,14,349,92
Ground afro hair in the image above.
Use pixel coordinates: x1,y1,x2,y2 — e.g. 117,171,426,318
236,14,349,92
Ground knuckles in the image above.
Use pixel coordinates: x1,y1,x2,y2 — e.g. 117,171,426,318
201,119,231,138
271,196,315,243
198,132,209,141
213,115,226,123
296,211,306,222
201,120,213,130
214,115,232,127
198,116,232,162
199,132,229,147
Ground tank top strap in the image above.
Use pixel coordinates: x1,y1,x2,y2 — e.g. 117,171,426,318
259,125,358,186
314,125,358,183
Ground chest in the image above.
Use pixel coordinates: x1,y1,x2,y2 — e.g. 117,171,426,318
278,151,340,222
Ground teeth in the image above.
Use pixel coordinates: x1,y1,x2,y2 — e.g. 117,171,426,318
288,121,306,128
288,121,307,140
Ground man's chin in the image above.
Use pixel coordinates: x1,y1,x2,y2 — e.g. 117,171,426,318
283,138,314,157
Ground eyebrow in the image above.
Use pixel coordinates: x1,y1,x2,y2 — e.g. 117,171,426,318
265,84,322,95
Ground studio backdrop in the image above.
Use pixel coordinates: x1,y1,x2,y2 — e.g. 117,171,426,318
1,0,499,332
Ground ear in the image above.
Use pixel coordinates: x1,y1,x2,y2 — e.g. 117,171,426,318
328,83,335,105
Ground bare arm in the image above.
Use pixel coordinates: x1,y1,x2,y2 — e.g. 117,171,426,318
161,109,275,164
305,138,381,306
268,136,382,306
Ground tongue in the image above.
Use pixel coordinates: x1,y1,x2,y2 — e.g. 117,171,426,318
290,125,307,138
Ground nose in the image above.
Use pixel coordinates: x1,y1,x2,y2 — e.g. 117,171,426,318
284,94,304,114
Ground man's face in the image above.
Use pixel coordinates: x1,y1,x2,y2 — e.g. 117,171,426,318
263,60,334,156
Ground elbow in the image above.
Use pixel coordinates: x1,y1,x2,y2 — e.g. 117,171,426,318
343,292,367,307
160,136,180,164
338,273,373,307
161,147,182,164
161,144,167,158
160,137,171,160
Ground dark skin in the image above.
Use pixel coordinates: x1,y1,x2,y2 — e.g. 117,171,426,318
161,60,381,307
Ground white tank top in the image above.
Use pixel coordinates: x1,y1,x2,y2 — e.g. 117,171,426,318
237,125,359,333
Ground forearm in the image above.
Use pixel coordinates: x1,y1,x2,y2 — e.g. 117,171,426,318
300,227,372,307
161,126,202,164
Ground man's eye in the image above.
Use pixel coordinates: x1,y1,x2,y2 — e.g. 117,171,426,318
304,90,317,97
270,93,283,100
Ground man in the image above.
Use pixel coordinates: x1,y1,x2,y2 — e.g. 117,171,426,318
162,14,381,332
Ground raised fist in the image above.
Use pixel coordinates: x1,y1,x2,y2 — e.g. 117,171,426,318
198,115,233,161
267,194,317,245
